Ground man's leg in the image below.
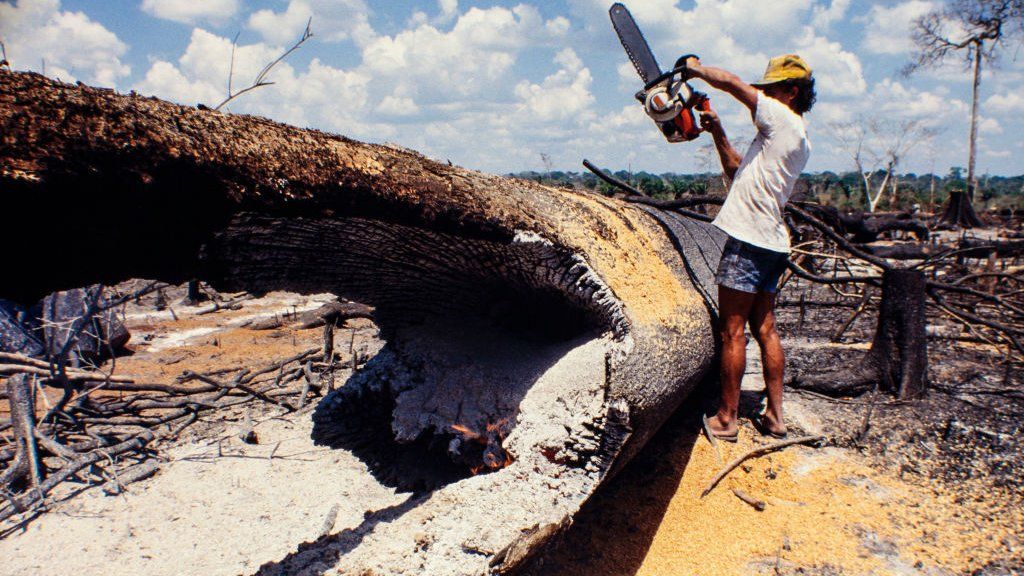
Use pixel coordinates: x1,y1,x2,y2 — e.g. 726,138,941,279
708,285,757,437
748,290,787,436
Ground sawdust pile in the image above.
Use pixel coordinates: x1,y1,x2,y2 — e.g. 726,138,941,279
533,412,1022,575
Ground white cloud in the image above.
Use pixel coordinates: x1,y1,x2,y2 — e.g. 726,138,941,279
979,117,1003,135
248,0,375,46
861,1,936,55
377,95,421,117
360,4,569,106
514,48,594,122
135,59,222,105
0,0,130,86
812,0,851,29
140,0,239,25
986,92,1024,113
791,28,866,97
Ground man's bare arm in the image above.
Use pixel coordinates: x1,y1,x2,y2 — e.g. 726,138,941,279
685,57,758,113
699,109,743,180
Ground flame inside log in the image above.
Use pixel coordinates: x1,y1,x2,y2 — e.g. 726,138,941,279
449,419,514,474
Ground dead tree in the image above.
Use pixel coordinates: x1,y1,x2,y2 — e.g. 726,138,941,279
787,267,928,398
0,70,725,574
906,0,1024,220
828,119,935,213
871,270,928,398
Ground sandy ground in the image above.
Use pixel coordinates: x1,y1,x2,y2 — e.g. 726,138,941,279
2,290,1020,575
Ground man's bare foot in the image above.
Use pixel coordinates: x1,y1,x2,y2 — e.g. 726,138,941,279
756,413,788,439
705,412,739,442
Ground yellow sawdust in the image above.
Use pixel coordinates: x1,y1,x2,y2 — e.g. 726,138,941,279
517,186,705,332
633,433,1020,575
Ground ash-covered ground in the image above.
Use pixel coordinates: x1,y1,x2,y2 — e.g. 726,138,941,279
2,277,1021,576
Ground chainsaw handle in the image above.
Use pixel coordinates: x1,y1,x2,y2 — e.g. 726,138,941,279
643,53,700,91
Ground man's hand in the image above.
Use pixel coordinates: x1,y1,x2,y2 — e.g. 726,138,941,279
699,108,722,134
700,107,743,181
685,56,702,79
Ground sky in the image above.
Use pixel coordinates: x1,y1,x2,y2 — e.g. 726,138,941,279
1,0,1022,176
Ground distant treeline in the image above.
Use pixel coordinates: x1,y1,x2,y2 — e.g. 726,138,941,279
509,167,1024,212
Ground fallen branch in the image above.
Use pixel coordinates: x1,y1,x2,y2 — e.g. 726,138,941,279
701,435,824,498
582,159,645,197
101,461,160,496
0,431,154,523
731,488,766,511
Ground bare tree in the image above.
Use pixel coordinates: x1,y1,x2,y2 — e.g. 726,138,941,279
539,152,554,173
829,118,935,213
905,0,1024,202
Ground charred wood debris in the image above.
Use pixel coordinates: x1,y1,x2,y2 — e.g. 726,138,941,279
1,164,1021,533
0,281,371,530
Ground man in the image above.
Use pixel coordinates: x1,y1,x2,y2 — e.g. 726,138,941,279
684,54,816,441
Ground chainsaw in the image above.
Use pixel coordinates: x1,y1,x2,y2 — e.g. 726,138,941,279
609,3,711,143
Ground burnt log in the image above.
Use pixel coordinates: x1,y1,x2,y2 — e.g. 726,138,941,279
790,269,927,399
957,237,1024,259
803,206,930,243
40,286,130,365
0,375,43,490
862,243,946,260
0,300,44,357
0,71,724,574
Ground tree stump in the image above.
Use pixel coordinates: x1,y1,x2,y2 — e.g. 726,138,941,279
869,269,927,399
789,269,928,399
938,190,984,228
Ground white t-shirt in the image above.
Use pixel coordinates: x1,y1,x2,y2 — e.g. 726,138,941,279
712,91,810,253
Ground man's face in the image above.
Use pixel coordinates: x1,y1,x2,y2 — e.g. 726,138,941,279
761,83,797,102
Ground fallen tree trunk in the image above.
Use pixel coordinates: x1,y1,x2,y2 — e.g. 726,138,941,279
0,71,724,575
957,238,1024,259
803,206,930,243
862,243,947,260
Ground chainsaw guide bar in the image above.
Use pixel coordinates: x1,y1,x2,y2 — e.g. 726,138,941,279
608,2,710,143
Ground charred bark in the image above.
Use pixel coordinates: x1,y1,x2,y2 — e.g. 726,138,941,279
862,243,945,260
0,71,723,574
957,238,1024,259
789,270,927,399
870,270,928,399
938,191,984,229
803,206,930,243
1,375,43,490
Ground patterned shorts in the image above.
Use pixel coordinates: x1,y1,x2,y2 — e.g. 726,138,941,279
715,237,789,294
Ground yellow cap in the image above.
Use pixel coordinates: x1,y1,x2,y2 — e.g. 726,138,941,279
751,54,812,86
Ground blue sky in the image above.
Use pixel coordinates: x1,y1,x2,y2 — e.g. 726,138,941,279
2,0,1022,176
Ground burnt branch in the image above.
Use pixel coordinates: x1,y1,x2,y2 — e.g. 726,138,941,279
213,18,313,112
